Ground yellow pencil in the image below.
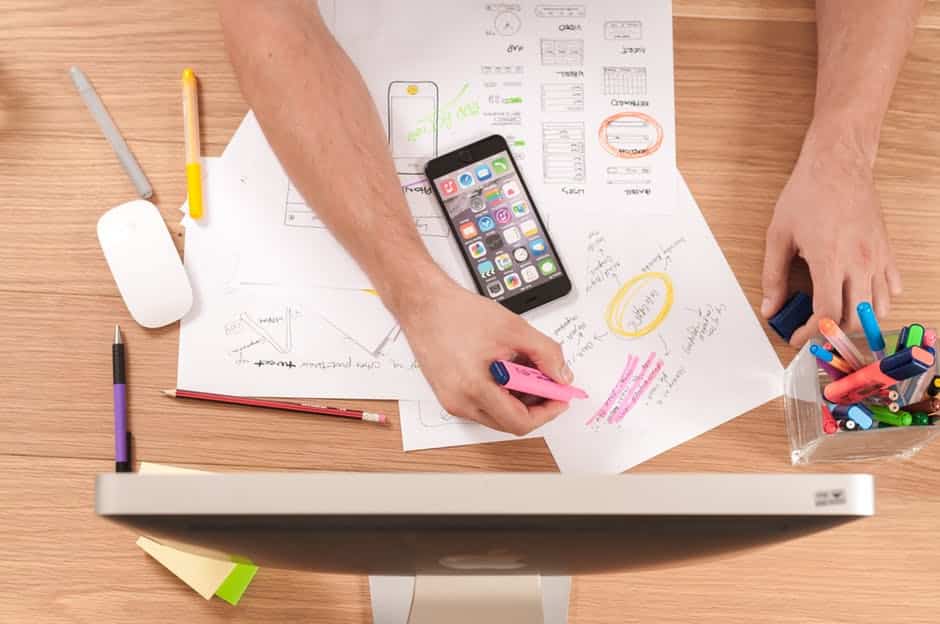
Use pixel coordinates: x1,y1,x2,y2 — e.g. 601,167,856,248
181,68,203,219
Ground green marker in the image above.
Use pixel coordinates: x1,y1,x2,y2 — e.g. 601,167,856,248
905,324,925,349
869,404,912,427
911,412,932,426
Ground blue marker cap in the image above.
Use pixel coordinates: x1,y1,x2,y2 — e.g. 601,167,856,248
881,347,934,380
810,343,834,362
856,302,885,352
768,291,814,342
489,361,510,385
830,403,874,430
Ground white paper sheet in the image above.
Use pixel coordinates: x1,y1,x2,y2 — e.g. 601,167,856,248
227,0,676,290
220,113,470,291
332,0,677,215
177,159,435,400
538,176,783,473
399,401,543,451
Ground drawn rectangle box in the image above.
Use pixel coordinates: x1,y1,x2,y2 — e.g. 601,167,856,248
605,166,651,186
603,66,647,96
542,122,585,183
535,4,586,18
284,182,324,228
784,329,940,464
541,83,584,113
540,39,584,66
605,20,642,40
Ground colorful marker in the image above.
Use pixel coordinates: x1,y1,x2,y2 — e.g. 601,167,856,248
113,325,131,472
182,68,203,220
818,360,846,382
911,412,932,426
902,397,940,415
904,324,925,349
869,404,912,427
489,360,588,402
810,343,853,374
926,376,940,398
841,418,858,431
819,318,866,370
821,404,839,434
830,403,874,430
823,347,935,404
856,302,886,360
811,344,846,379
895,326,910,355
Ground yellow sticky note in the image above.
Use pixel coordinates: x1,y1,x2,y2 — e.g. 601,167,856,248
137,536,237,600
138,461,208,475
134,462,258,604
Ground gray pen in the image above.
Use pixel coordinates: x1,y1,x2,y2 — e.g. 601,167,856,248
69,66,153,199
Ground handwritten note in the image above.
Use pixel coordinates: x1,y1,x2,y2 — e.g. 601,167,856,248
539,175,782,473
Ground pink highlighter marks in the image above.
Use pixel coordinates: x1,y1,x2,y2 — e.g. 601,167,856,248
490,360,588,402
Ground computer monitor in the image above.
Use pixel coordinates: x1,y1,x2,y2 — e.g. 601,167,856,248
96,472,874,624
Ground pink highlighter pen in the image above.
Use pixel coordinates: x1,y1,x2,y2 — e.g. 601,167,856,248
490,360,588,402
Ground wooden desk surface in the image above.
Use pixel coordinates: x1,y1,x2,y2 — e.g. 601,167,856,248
2,1,940,622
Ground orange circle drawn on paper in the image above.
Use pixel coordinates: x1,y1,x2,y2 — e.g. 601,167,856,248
598,111,664,159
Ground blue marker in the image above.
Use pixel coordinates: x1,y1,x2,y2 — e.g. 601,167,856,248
828,402,875,431
810,343,835,362
856,302,886,360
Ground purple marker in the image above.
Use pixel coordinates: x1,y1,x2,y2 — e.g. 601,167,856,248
113,325,131,472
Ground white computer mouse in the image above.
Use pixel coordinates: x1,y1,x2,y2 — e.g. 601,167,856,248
97,199,193,328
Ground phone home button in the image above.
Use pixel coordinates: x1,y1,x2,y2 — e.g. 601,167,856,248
459,150,474,163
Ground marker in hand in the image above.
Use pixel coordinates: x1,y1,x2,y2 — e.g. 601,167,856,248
490,359,588,402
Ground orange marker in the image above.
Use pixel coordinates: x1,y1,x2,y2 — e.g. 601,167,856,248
819,318,866,370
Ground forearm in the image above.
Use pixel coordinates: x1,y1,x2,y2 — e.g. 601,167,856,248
218,1,451,316
810,0,923,164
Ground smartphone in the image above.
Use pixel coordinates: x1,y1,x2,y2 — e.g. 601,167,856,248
426,135,572,314
387,81,439,175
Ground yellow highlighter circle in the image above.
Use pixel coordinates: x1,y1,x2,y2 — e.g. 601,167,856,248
605,272,674,338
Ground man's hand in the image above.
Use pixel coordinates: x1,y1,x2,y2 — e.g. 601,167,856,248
761,127,902,346
396,274,573,435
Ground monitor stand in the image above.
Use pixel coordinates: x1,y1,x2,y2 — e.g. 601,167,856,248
369,574,571,624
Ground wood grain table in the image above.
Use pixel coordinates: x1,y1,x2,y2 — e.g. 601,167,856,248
2,1,940,622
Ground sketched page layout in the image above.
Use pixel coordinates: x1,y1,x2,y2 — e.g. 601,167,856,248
177,159,436,400
332,0,677,220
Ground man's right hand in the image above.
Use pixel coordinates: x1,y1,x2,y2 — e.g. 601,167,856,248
395,273,574,435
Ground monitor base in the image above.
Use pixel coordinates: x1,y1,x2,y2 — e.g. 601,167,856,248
369,574,571,624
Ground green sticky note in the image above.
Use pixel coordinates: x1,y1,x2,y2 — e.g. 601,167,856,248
215,563,259,606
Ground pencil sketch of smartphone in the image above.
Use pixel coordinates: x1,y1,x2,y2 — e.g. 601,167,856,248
387,81,439,175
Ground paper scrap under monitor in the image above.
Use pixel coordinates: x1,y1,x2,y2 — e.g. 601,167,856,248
137,536,237,600
136,462,258,604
